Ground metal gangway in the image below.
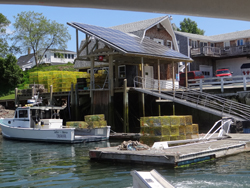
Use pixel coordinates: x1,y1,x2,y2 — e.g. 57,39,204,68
133,76,250,121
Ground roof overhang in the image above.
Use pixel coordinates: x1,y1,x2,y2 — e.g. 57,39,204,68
1,0,250,21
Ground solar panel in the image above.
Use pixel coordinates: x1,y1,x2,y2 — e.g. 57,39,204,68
68,22,192,61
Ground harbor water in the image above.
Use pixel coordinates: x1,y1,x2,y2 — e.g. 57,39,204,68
1,137,250,188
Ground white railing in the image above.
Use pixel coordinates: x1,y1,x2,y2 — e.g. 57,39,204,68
188,75,250,92
191,46,250,56
134,76,250,121
200,118,233,140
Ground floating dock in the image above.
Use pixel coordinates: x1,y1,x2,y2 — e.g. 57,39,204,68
89,134,250,167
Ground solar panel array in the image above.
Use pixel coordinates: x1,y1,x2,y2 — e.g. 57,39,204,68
69,22,192,61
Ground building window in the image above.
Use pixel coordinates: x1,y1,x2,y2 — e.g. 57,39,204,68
118,65,126,78
54,53,57,58
237,39,244,46
224,41,230,47
153,38,164,45
191,40,198,48
68,54,70,59
167,40,172,49
45,54,47,58
65,54,67,58
71,54,74,59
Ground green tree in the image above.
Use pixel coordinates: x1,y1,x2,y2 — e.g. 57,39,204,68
177,18,205,35
0,54,23,92
12,11,71,66
0,13,11,57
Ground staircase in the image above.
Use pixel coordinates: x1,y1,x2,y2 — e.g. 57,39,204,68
133,76,250,121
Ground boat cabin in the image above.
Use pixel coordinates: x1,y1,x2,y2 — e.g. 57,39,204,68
6,106,65,129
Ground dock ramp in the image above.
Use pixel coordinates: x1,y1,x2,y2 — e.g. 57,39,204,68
133,76,250,121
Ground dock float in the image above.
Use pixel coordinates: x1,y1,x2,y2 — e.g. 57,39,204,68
89,134,250,167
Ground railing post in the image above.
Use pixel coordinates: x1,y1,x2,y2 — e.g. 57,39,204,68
199,79,203,92
220,77,224,93
243,76,247,91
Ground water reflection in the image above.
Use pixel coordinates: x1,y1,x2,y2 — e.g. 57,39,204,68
1,137,250,187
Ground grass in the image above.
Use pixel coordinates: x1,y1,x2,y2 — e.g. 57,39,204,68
29,63,76,72
0,94,15,100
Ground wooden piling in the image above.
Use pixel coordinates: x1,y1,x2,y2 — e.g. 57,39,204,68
123,79,129,133
75,83,79,120
15,88,18,107
71,83,75,120
108,55,115,129
50,85,53,105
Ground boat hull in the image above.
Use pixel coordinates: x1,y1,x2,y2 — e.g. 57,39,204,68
0,123,111,143
0,123,76,143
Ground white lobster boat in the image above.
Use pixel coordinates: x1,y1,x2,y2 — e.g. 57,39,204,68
0,97,110,143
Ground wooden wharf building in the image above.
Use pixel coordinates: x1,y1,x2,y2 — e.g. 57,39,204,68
66,16,193,132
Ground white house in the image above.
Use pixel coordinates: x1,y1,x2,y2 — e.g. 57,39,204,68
17,49,76,71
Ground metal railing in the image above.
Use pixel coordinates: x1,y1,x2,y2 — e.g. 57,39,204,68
134,76,250,121
188,75,250,92
191,45,250,57
200,118,233,140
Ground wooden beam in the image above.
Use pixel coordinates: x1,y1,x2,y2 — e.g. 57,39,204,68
78,38,91,55
76,29,79,58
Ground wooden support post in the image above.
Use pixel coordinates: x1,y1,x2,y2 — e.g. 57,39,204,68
108,55,115,129
115,63,119,87
172,61,175,115
15,88,18,107
86,34,89,56
50,85,53,106
32,86,35,97
123,79,129,133
71,83,75,120
158,59,161,116
141,57,145,117
76,29,79,58
75,83,79,120
185,62,188,87
109,55,114,98
90,57,94,114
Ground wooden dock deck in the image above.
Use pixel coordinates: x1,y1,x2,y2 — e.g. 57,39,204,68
89,134,250,167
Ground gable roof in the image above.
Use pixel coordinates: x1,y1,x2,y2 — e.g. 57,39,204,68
175,29,250,42
17,53,34,67
110,16,168,33
68,22,192,62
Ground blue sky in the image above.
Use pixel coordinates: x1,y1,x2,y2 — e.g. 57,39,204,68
2,4,250,56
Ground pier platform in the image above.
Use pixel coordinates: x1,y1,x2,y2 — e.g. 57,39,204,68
89,134,250,167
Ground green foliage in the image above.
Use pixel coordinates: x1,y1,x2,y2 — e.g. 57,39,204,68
12,11,71,66
177,18,205,35
0,54,23,96
0,13,11,57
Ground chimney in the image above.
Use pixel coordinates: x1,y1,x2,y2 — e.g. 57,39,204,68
28,47,31,54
